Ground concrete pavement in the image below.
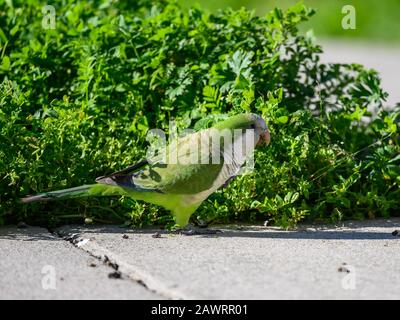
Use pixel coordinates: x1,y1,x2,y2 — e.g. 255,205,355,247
0,226,162,299
2,219,400,299
50,218,400,299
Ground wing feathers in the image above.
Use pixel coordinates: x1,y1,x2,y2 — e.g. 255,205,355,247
95,159,148,182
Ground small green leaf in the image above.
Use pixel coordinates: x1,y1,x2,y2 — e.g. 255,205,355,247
276,116,288,124
0,27,7,43
0,56,10,70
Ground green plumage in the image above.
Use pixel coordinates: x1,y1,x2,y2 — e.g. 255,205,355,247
21,113,269,227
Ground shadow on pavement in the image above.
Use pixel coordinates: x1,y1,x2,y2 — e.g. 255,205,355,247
2,217,399,241
56,222,399,241
0,226,60,241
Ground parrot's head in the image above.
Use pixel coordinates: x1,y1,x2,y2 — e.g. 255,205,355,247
250,114,270,146
213,113,270,146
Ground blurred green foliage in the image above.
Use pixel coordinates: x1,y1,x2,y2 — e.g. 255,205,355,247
0,0,399,228
182,0,400,42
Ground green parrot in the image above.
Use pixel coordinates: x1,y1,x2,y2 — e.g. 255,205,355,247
22,113,270,228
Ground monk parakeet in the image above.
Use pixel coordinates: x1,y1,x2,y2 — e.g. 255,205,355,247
22,113,270,227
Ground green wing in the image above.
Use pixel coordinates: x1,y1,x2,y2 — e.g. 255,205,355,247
96,128,225,195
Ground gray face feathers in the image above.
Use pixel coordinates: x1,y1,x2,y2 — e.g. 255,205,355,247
250,114,270,146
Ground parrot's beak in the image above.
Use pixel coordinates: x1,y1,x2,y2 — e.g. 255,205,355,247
260,129,270,145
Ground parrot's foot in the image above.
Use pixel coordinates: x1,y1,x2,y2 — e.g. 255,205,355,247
174,224,223,236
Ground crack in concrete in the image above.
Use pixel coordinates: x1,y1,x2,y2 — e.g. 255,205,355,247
53,229,184,300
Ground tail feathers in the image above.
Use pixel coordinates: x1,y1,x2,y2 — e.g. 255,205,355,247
21,185,95,204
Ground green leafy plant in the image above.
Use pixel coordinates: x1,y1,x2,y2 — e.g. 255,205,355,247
0,0,399,228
